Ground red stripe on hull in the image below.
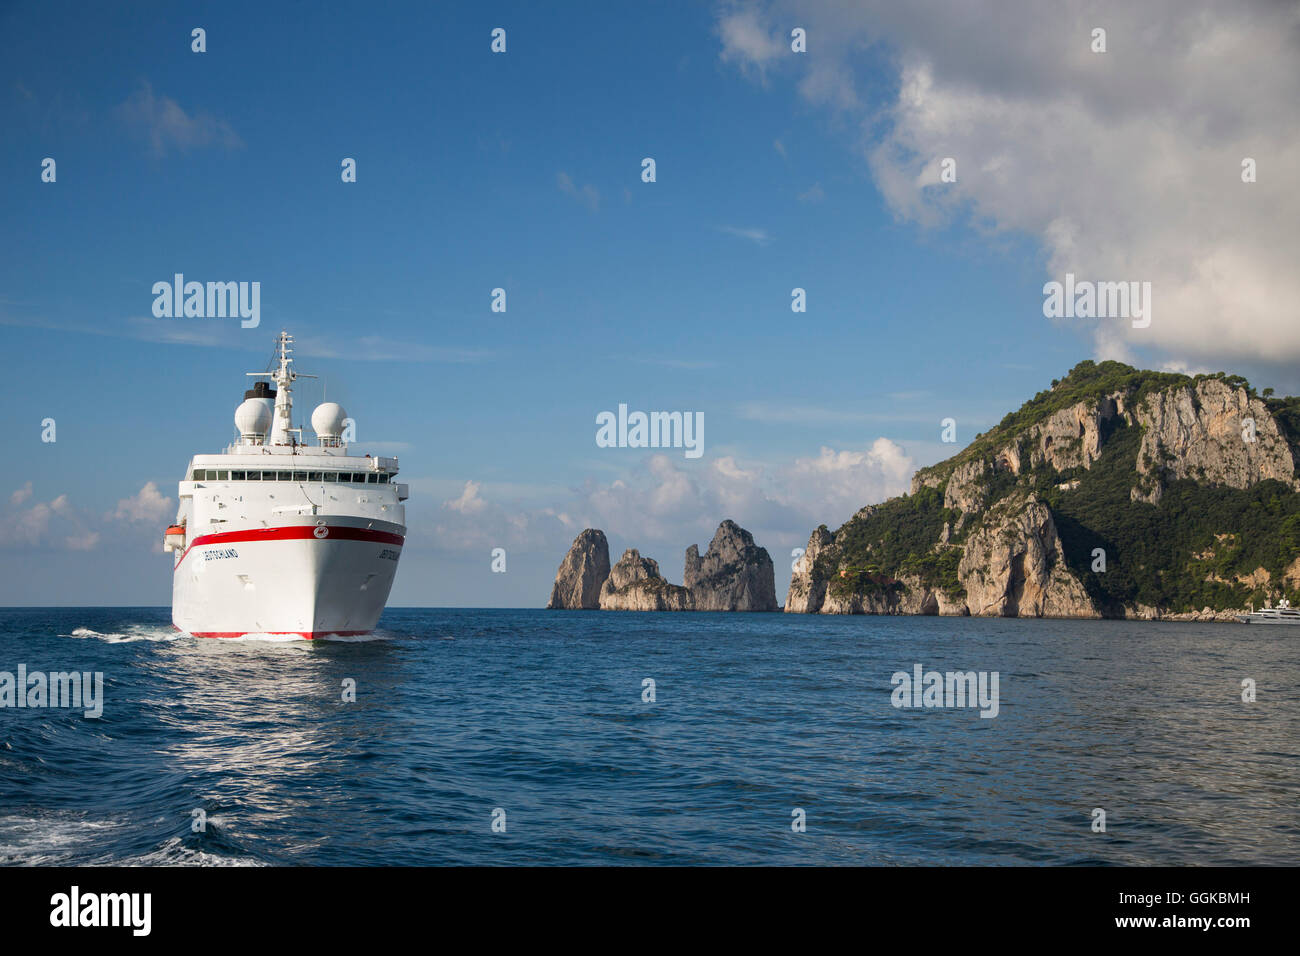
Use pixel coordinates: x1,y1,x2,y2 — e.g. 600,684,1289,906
174,524,404,569
190,630,372,640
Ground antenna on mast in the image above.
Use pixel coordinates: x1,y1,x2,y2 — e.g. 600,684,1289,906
245,330,315,446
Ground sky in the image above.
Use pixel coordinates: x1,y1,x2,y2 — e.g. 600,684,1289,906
1,0,1297,607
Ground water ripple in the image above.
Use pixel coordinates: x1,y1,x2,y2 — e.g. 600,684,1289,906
1,608,1297,865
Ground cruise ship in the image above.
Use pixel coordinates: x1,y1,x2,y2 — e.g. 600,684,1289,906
164,331,407,638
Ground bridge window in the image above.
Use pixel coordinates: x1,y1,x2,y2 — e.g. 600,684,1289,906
277,471,291,481
308,472,323,482
366,473,379,484
231,471,246,480
292,471,307,481
323,472,337,482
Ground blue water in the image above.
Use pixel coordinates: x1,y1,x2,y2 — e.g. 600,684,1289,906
1,607,1297,865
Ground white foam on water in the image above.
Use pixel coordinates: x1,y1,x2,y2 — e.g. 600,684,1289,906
116,836,266,867
66,624,182,644
0,813,127,865
0,815,264,867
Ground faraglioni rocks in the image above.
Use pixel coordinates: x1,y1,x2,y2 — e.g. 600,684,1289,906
599,549,695,611
546,529,611,609
544,521,778,611
685,520,779,611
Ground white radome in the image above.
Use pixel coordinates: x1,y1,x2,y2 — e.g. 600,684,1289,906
311,402,348,441
235,398,273,439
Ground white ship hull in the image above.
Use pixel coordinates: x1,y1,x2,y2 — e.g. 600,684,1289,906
173,516,404,638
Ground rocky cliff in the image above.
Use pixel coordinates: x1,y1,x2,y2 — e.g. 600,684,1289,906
599,549,695,611
786,526,834,613
684,520,779,611
546,529,611,609
795,360,1300,618
1130,379,1296,503
956,494,1097,618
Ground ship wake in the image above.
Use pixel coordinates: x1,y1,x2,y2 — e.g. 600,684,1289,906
66,625,183,644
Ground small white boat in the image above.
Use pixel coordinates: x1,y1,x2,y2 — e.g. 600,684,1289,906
1235,597,1300,624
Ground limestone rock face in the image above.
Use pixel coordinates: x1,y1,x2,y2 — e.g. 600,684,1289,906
599,549,695,611
684,520,779,611
1132,379,1297,502
1002,397,1121,476
785,526,834,613
957,496,1099,618
546,529,611,609
910,470,945,496
943,459,989,525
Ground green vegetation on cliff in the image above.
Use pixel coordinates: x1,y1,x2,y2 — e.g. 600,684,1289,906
1035,419,1300,612
914,360,1192,486
814,360,1300,615
815,487,964,597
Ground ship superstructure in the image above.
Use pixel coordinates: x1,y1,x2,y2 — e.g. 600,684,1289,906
165,331,407,638
1235,597,1300,624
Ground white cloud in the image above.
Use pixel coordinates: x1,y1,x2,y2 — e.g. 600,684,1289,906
443,480,488,516
2,481,181,552
718,225,773,246
117,81,243,156
717,0,1300,367
112,482,174,524
10,482,32,506
0,488,96,551
784,439,915,527
412,439,916,563
557,170,600,212
717,7,786,78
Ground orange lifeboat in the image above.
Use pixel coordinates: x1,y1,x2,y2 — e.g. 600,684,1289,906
164,524,187,552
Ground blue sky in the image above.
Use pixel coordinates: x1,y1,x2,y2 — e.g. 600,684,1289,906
3,1,1297,606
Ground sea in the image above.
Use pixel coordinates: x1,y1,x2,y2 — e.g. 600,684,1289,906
1,607,1296,866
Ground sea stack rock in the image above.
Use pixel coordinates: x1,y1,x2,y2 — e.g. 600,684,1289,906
599,549,695,611
684,520,779,611
546,529,611,609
